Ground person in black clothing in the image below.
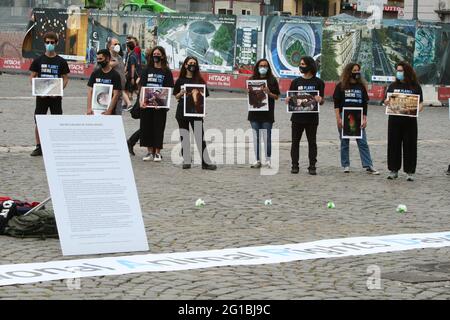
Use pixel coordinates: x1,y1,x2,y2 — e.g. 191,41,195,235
286,56,324,175
333,63,379,175
247,59,280,169
87,49,122,115
138,46,174,162
173,56,216,170
384,61,424,181
29,31,70,156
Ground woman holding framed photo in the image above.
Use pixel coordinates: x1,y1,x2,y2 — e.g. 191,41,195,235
333,63,379,175
247,59,280,169
173,56,216,170
384,61,423,181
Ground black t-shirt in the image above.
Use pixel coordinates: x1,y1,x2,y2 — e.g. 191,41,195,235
174,77,209,120
30,54,69,101
289,76,325,125
29,54,70,78
333,82,369,115
247,76,280,123
140,66,174,88
385,82,423,123
87,68,122,90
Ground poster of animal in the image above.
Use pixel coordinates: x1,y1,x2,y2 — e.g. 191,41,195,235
342,107,362,139
183,84,206,117
247,80,268,111
92,83,113,115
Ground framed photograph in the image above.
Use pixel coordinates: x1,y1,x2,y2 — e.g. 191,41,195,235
385,93,420,117
247,80,269,111
183,84,206,117
92,83,113,115
32,78,63,97
287,90,320,113
140,87,172,109
342,107,363,139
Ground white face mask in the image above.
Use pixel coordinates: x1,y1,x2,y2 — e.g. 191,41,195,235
113,44,121,53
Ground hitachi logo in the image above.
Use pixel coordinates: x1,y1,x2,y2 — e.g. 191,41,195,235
209,75,230,82
4,59,20,66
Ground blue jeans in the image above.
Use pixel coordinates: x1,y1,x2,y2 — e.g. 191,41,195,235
338,128,373,168
250,121,272,161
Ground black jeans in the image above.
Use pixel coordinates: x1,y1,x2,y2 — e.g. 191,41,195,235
128,129,140,147
387,116,417,174
290,122,318,169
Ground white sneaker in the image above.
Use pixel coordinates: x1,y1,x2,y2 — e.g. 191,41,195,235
387,171,398,180
143,153,153,161
153,153,162,162
406,174,415,181
265,160,272,168
343,166,350,173
250,161,261,168
366,166,380,175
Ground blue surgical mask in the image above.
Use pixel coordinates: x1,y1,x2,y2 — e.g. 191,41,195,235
259,67,268,75
45,43,55,52
396,71,404,81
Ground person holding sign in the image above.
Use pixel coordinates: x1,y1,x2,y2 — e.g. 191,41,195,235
29,31,70,156
286,56,324,175
247,59,280,169
87,49,122,115
139,46,174,162
333,63,379,175
173,56,216,170
384,62,423,181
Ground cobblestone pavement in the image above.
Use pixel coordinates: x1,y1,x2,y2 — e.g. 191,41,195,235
0,74,449,299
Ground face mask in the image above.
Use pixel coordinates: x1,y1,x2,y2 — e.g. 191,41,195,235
187,64,197,73
45,43,55,52
299,66,310,74
153,56,162,63
113,44,121,53
259,67,268,75
352,72,361,80
396,71,405,81
98,60,108,68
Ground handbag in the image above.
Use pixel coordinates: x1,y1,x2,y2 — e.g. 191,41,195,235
130,98,140,119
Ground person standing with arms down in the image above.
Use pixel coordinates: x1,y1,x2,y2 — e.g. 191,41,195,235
139,46,174,162
173,56,216,170
333,63,379,175
384,61,424,181
29,31,69,156
247,59,280,169
86,49,122,115
287,56,324,175
107,38,126,115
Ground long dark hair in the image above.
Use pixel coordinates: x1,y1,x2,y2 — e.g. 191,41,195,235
395,61,419,87
179,56,205,84
146,46,170,70
300,56,317,76
340,63,366,90
251,58,276,81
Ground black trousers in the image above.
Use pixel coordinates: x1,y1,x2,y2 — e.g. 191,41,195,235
128,129,140,147
177,118,211,166
291,122,318,168
387,116,418,174
140,108,167,149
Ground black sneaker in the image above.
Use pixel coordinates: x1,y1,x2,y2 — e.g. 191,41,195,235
447,165,450,176
30,146,42,156
202,164,217,170
291,166,299,174
308,167,317,175
182,164,191,169
127,141,135,156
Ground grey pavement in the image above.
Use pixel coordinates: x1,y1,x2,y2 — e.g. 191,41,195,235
0,73,449,299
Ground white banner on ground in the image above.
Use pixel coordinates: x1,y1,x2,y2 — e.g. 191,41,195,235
36,115,149,256
1,231,450,286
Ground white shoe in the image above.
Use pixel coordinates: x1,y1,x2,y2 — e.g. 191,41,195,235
143,153,153,161
250,161,261,168
265,160,272,168
153,153,162,162
343,166,350,173
406,174,415,181
366,166,380,175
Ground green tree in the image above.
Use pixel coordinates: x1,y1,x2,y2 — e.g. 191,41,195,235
211,25,233,53
321,30,339,81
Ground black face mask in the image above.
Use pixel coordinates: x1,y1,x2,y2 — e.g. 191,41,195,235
98,60,108,68
299,66,310,74
187,64,198,73
153,56,162,63
352,72,361,80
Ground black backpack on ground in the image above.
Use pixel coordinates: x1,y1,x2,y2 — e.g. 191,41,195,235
3,209,59,240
